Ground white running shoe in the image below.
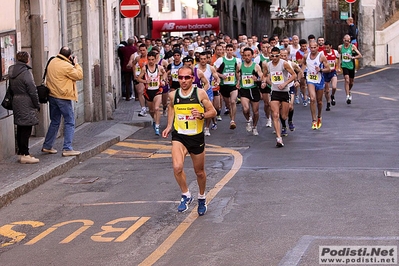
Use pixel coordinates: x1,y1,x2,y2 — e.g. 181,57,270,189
204,128,210,136
138,108,147,117
276,137,284,147
266,118,272,128
252,128,259,136
246,122,252,132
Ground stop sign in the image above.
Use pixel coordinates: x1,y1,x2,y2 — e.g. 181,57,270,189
120,0,141,18
345,0,356,3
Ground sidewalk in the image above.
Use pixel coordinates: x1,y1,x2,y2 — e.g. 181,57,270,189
0,99,152,209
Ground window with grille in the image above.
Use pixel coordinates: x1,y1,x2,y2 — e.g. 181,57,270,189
159,0,175,12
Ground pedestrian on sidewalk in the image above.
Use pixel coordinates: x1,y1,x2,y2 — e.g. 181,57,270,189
41,46,83,157
8,51,40,164
162,66,216,216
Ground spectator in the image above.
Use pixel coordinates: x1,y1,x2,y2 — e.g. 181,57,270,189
41,46,83,157
8,51,40,164
163,43,173,61
119,38,138,100
347,17,358,47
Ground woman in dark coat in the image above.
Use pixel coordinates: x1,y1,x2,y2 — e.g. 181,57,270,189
9,51,40,164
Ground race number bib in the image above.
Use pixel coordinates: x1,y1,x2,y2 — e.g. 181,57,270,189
271,71,284,84
328,60,336,70
307,72,320,82
224,73,235,85
242,74,254,88
135,65,141,75
148,78,159,89
342,53,351,62
176,114,198,135
171,69,179,82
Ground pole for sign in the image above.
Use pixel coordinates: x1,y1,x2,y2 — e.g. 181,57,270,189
349,3,352,17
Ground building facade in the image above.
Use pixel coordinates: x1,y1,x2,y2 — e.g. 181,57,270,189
0,0,133,160
219,0,323,40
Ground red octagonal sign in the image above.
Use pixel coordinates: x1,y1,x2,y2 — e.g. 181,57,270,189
120,0,141,18
345,0,356,3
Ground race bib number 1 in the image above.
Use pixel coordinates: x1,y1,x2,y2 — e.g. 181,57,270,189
176,115,198,135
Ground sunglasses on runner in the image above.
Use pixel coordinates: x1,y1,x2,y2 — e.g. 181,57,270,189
178,75,193,80
270,54,280,58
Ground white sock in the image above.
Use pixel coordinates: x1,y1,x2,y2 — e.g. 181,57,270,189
198,193,206,200
182,191,191,198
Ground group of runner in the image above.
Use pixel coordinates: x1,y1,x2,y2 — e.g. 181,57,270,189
123,31,362,147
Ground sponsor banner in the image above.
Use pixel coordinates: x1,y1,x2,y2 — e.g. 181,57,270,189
152,18,219,38
319,246,397,265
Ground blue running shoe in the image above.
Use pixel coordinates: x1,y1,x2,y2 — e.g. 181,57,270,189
211,123,217,130
288,121,295,131
155,127,160,136
197,199,207,216
178,195,193,212
281,127,288,137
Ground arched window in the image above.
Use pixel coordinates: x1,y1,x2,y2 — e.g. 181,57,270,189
233,5,238,38
241,7,246,33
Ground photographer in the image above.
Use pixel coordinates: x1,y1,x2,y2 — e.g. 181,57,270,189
41,46,83,157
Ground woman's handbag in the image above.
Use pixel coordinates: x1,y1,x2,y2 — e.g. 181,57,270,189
1,80,13,110
37,56,55,103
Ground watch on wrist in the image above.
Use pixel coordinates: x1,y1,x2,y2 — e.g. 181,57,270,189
199,113,205,120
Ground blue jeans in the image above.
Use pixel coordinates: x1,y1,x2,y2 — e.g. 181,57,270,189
43,96,75,151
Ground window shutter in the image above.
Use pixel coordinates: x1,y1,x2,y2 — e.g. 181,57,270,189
159,0,162,12
171,0,175,12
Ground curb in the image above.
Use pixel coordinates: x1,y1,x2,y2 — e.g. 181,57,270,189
0,136,119,209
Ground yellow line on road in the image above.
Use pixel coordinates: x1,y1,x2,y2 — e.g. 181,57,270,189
351,91,369,96
139,145,243,266
379,96,398,101
82,201,179,206
337,67,390,82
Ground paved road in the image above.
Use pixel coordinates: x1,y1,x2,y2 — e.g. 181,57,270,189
0,66,398,265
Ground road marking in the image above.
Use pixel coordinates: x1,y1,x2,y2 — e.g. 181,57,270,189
139,144,243,265
25,219,94,245
355,67,390,79
91,217,150,243
337,67,390,82
384,171,399,177
0,221,44,247
82,201,179,206
351,91,369,96
379,96,397,101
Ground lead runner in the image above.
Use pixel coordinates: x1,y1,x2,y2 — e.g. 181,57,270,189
162,66,216,216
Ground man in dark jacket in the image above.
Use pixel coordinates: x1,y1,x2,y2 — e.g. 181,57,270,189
347,17,358,47
120,38,138,100
8,51,40,164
